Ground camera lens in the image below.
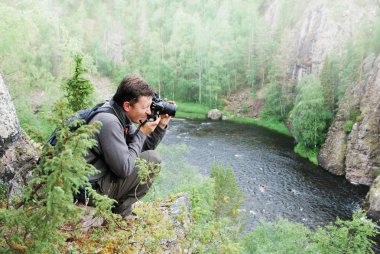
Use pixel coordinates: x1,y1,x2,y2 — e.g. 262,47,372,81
162,101,177,117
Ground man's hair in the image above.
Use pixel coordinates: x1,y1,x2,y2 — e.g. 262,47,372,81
113,75,155,106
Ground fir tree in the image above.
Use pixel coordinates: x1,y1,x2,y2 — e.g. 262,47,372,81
62,54,94,112
0,99,115,253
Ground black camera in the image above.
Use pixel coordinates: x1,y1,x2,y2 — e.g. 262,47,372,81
149,94,177,120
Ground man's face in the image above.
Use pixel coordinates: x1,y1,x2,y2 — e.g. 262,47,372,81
123,96,152,123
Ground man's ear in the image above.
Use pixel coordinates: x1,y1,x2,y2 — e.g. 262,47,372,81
122,101,130,112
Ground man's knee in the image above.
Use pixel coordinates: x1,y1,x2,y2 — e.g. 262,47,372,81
139,150,161,164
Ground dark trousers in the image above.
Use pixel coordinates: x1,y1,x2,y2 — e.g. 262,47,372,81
96,150,161,217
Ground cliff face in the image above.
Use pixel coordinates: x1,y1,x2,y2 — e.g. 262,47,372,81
319,55,380,186
262,0,378,81
319,54,380,185
345,55,380,185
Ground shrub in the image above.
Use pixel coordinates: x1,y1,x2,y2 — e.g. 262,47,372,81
344,120,355,133
211,162,243,220
242,218,313,253
311,210,378,254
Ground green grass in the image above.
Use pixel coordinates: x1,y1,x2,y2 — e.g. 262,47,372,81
294,144,318,165
175,101,209,119
176,102,210,116
175,102,291,136
226,115,291,136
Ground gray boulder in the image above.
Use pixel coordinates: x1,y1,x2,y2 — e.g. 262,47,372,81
208,109,222,120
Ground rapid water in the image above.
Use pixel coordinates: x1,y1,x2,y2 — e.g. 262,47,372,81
162,119,369,229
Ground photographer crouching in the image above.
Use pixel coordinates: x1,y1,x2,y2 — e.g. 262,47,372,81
82,75,176,217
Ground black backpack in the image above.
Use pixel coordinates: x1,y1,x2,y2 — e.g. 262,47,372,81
46,102,114,157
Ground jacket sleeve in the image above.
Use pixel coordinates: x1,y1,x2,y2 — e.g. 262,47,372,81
95,113,147,178
142,125,166,151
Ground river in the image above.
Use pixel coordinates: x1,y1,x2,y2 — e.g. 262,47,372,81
161,118,369,230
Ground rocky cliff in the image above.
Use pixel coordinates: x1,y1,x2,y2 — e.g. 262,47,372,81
261,0,380,220
319,54,380,186
319,54,380,220
0,74,38,203
262,0,378,81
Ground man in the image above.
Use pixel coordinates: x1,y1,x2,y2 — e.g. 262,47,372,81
85,75,172,217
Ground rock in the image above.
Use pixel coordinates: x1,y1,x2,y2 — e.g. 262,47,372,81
208,109,222,120
318,55,380,186
318,120,346,175
345,55,380,186
0,74,38,203
0,74,21,157
366,175,380,221
78,205,105,233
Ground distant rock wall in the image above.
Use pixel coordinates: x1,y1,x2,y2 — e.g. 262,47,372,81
262,0,378,81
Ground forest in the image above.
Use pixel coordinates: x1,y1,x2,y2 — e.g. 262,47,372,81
1,0,380,253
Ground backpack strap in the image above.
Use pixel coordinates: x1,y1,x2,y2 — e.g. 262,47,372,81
84,102,116,164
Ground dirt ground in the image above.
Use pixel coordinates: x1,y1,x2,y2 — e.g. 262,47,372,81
89,75,115,102
224,86,264,118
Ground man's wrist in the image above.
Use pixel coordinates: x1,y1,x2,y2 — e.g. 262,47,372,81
158,123,168,129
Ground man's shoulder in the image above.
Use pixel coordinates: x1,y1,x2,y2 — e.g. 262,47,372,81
91,110,119,123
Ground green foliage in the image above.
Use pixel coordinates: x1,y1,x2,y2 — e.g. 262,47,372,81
336,41,364,101
184,164,243,253
210,162,243,219
294,143,319,165
344,120,355,134
349,107,362,122
242,210,378,254
261,82,294,121
0,99,115,253
175,102,210,120
242,102,250,113
343,108,362,134
290,75,332,149
243,218,313,253
320,56,340,113
62,54,95,112
312,210,378,254
135,158,162,186
146,145,244,253
0,181,6,207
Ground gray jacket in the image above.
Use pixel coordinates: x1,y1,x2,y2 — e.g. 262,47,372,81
86,100,166,181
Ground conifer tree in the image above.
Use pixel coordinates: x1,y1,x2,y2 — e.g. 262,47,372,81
0,99,115,253
62,54,94,112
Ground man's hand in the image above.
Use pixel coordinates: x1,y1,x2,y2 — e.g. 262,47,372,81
158,114,171,129
158,100,175,129
139,117,160,136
